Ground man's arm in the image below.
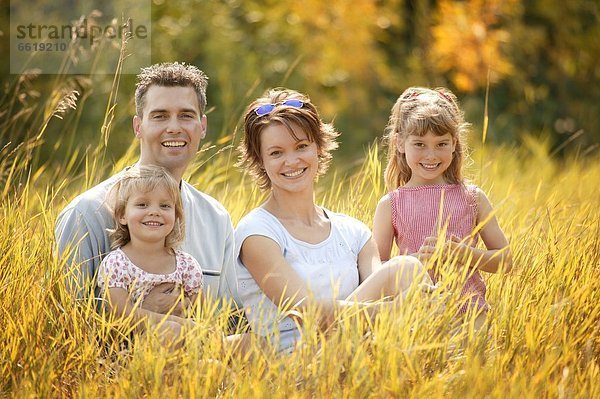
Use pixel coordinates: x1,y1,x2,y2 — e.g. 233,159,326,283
141,282,187,315
218,216,240,307
55,207,102,299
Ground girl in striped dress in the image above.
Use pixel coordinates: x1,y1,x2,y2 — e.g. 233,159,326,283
373,87,512,326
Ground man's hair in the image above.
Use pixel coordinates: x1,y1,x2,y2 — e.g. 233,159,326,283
135,62,209,117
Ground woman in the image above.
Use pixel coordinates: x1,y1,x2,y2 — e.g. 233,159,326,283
235,88,431,351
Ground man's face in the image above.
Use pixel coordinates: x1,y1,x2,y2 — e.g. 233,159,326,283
133,85,207,180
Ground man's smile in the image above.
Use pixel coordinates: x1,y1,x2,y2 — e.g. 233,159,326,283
162,140,186,148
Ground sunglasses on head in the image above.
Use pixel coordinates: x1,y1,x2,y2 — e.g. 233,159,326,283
254,99,305,116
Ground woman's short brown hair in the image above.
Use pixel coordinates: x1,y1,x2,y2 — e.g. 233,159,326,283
237,88,339,190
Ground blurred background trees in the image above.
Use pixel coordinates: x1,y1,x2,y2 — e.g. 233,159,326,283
1,0,598,171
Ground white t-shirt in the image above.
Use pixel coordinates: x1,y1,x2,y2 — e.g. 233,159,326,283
235,207,371,351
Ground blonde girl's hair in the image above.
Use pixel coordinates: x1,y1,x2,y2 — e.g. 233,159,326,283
107,165,184,252
237,88,339,191
383,87,471,191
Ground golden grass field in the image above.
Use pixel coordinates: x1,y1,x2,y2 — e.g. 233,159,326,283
1,121,598,397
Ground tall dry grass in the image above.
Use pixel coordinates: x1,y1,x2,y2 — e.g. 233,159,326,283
2,136,599,397
1,65,598,397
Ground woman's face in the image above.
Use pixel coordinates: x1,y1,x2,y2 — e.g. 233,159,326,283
259,122,319,194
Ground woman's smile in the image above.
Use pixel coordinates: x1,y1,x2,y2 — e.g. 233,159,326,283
282,168,307,178
260,123,318,193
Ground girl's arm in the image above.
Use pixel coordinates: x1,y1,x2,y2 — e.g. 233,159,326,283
447,188,512,273
187,293,199,306
184,292,203,315
373,195,395,261
181,254,205,312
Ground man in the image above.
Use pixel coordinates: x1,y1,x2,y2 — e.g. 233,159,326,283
55,62,239,310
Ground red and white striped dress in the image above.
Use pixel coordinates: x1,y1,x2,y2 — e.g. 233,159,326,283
390,184,489,313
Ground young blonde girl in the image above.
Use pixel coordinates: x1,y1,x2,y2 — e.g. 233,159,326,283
373,87,512,321
97,165,203,334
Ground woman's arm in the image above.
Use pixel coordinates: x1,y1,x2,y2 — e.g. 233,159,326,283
373,195,395,262
241,232,423,329
242,234,388,326
240,235,315,310
446,188,512,273
356,236,382,282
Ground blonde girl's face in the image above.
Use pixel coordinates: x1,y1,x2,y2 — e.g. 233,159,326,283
119,185,176,246
399,131,456,186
